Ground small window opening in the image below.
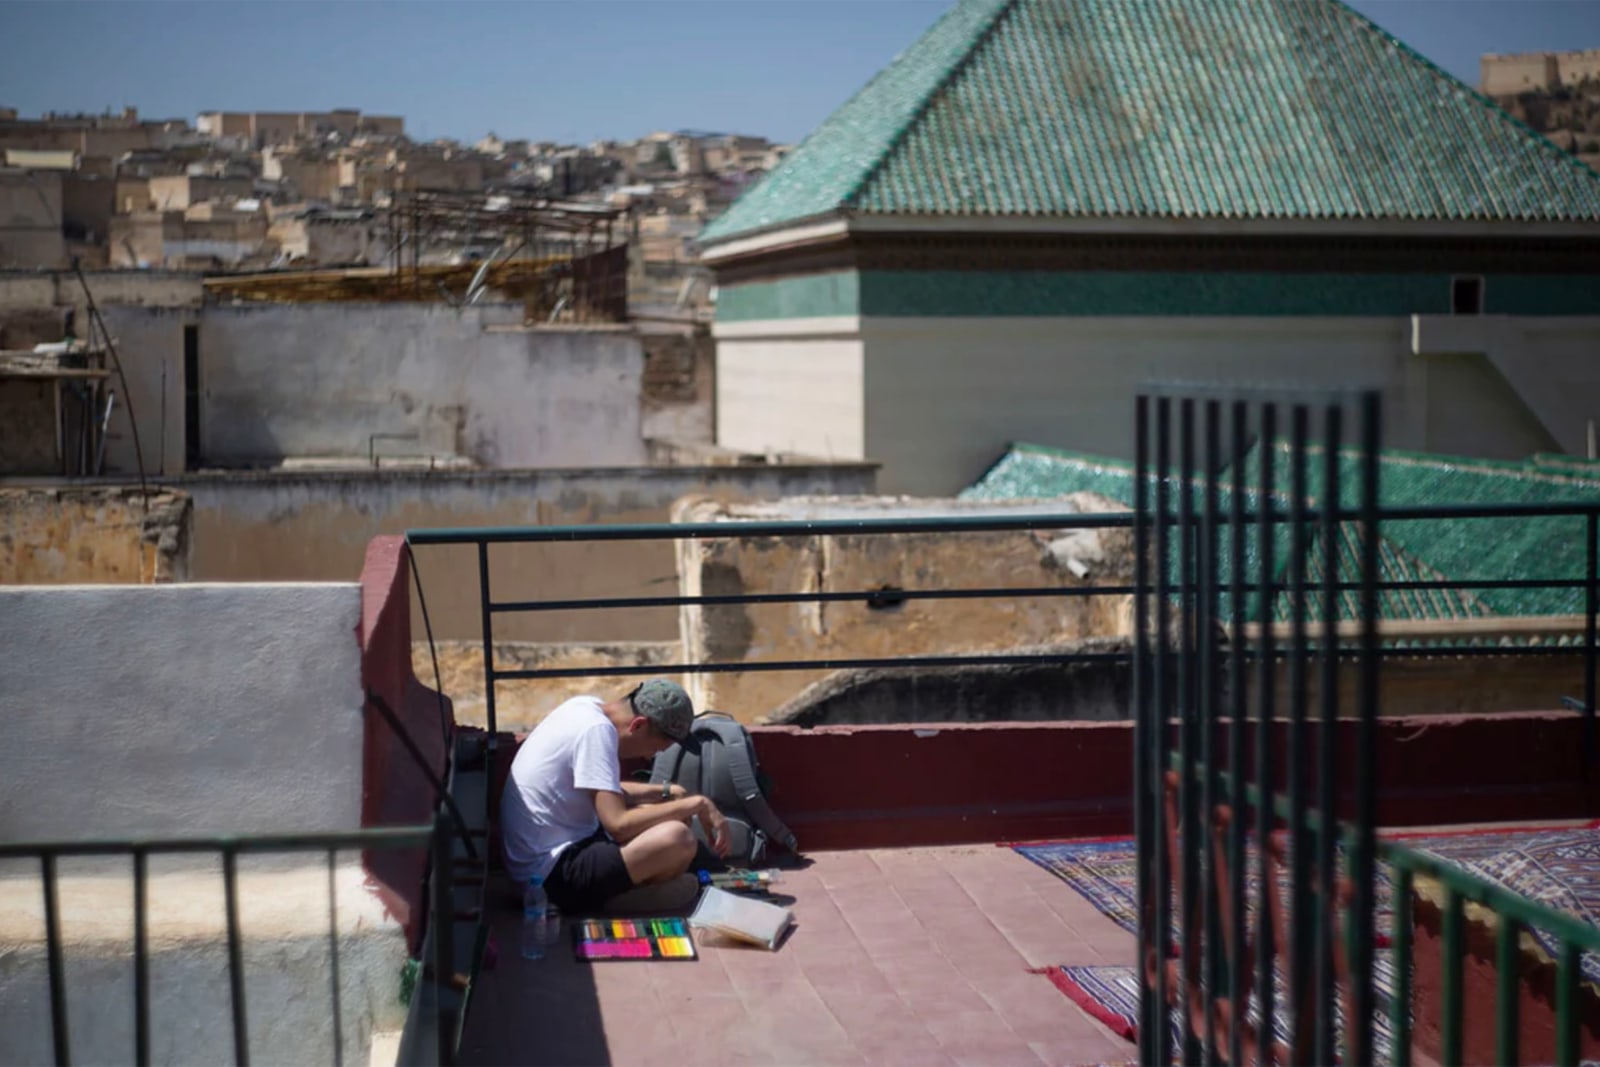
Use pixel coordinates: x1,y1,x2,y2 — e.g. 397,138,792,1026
1451,276,1484,316
864,585,907,611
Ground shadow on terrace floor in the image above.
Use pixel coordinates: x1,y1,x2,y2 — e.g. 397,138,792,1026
456,844,1131,1067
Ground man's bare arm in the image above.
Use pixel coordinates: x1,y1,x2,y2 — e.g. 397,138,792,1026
619,780,686,807
593,789,730,855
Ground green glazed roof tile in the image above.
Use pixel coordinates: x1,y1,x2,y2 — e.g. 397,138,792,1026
963,442,1600,623
702,0,1600,244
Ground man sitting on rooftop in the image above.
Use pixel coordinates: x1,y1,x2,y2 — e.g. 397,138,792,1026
500,678,730,913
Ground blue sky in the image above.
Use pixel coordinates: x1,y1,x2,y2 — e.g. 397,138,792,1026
3,1,1598,146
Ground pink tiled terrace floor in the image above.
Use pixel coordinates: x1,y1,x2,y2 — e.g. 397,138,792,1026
458,844,1136,1066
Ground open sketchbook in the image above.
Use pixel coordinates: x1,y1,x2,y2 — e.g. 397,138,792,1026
688,886,794,950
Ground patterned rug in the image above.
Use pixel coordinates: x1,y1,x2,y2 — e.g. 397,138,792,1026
1400,824,1600,984
1013,835,1392,946
1041,957,1398,1062
1013,823,1600,956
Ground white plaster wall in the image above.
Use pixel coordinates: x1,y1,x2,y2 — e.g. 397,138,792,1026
198,304,646,467
0,582,364,841
713,315,1600,496
1492,318,1600,456
716,335,864,460
858,316,1415,495
0,581,404,1065
1414,351,1560,458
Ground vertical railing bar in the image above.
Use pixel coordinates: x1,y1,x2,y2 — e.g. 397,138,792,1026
1287,405,1311,1063
1352,390,1381,1067
1201,398,1222,1067
1315,406,1342,1067
1133,394,1155,1067
1255,406,1278,1067
1227,399,1248,1067
327,848,345,1067
1390,863,1413,1067
134,848,150,1067
1495,914,1519,1067
1556,940,1579,1067
42,852,71,1067
222,846,249,1067
432,814,458,1067
1179,398,1201,1066
1153,397,1173,1067
1441,888,1464,1067
476,541,499,739
1585,511,1596,773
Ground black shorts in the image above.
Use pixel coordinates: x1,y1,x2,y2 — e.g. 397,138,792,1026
544,827,634,912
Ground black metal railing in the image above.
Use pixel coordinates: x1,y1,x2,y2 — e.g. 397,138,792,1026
401,411,1600,1064
1133,386,1600,1066
407,498,1600,764
1381,837,1600,1066
0,818,452,1067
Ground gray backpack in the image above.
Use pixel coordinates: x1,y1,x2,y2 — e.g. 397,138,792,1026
648,712,799,866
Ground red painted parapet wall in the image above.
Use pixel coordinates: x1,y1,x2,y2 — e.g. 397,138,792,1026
482,711,1598,855
359,535,451,956
751,713,1599,849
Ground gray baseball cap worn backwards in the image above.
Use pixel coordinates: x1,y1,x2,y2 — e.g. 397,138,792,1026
631,678,694,741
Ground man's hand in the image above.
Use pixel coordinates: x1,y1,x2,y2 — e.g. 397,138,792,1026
700,797,732,858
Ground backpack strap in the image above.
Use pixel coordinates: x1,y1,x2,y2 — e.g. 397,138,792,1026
700,714,799,854
648,741,687,786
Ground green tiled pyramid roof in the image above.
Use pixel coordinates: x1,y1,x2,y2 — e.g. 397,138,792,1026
963,442,1600,623
701,0,1600,244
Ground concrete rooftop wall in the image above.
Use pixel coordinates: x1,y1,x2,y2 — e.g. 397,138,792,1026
197,303,647,468
0,582,364,841
175,461,879,643
718,315,1600,496
0,580,407,1065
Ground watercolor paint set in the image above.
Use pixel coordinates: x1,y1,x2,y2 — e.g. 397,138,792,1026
571,917,698,962
695,868,782,892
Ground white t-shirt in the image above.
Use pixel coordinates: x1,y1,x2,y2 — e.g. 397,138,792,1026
500,696,622,885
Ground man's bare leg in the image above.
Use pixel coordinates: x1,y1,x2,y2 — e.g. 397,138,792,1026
618,821,697,886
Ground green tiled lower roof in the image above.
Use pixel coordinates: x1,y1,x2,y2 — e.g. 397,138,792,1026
963,442,1600,623
701,0,1600,244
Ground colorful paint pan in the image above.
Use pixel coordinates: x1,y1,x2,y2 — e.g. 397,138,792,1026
571,915,697,962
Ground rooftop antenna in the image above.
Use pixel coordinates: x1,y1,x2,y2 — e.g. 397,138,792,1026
72,257,151,502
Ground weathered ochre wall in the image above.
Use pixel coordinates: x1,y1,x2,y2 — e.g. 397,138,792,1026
674,494,1135,720
0,486,190,583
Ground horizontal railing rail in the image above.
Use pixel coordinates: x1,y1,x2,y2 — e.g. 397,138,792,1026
405,500,1600,546
407,498,1600,745
0,819,445,1067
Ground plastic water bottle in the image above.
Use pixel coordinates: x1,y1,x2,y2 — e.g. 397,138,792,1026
522,876,548,960
542,900,562,947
